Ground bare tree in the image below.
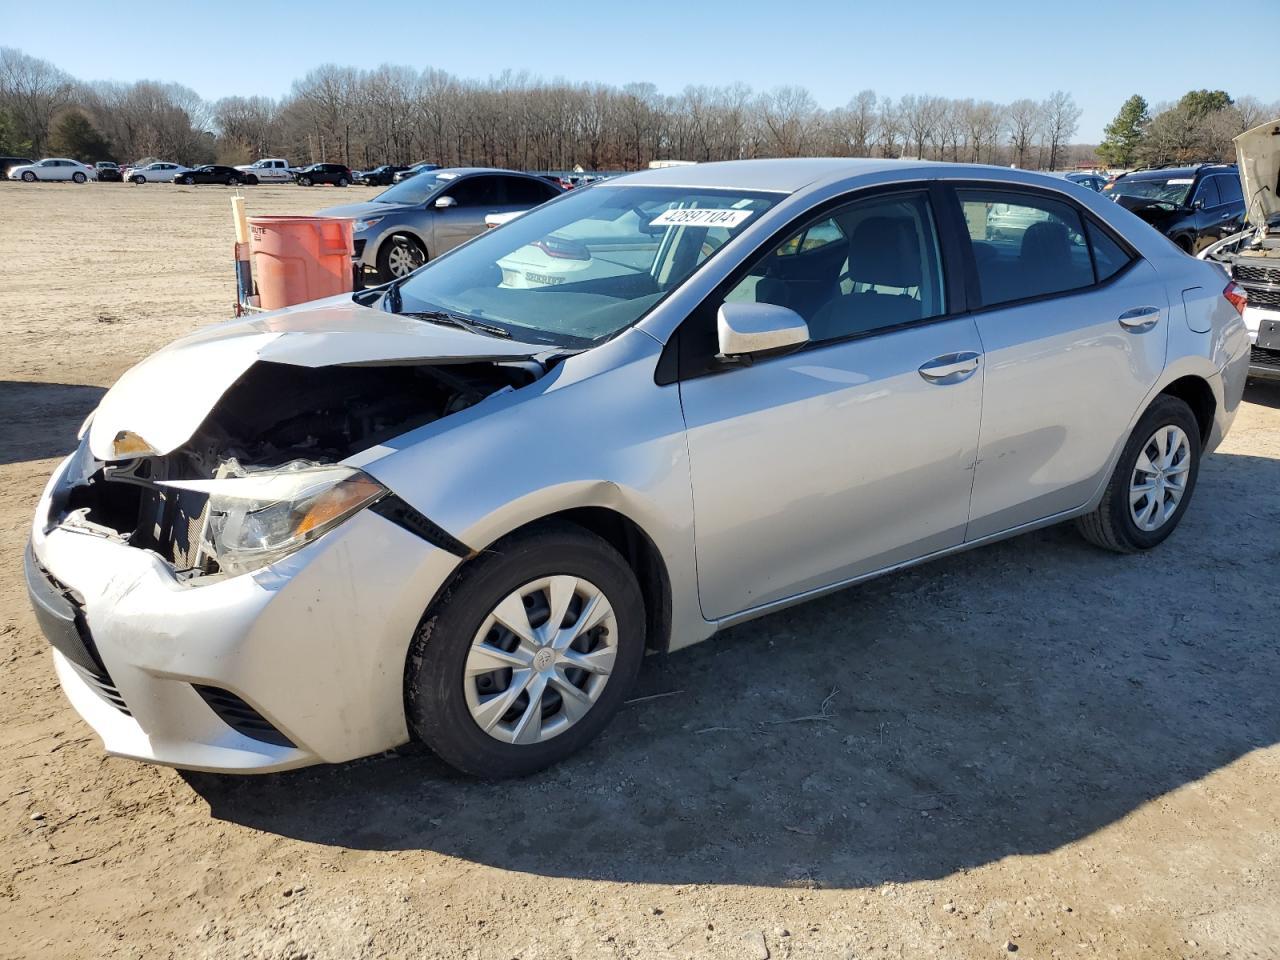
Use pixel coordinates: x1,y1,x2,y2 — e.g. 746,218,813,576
1006,98,1042,169
0,47,74,154
1043,91,1082,170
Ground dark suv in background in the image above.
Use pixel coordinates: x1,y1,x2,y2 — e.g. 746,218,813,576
296,163,353,187
1,156,34,179
1104,163,1245,253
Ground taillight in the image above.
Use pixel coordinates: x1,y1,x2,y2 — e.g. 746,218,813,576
1223,281,1247,316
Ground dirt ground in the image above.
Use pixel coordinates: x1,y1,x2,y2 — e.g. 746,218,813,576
1,181,1278,960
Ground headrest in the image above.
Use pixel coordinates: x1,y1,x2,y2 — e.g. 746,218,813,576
1020,220,1070,262
848,216,922,287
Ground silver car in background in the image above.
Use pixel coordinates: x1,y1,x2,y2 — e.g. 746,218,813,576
28,159,1250,779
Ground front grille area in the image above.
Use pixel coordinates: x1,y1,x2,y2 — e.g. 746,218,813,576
353,239,366,259
1235,263,1280,286
193,685,295,748
1251,346,1280,369
67,660,131,715
1243,285,1280,309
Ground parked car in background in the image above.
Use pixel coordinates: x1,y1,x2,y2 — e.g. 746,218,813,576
1104,164,1245,253
392,161,441,183
27,159,1250,778
1201,117,1280,381
94,161,122,183
1,156,35,179
296,163,353,187
233,158,294,184
1064,171,1108,192
8,158,95,183
318,167,562,281
176,165,252,186
128,162,190,184
359,165,408,186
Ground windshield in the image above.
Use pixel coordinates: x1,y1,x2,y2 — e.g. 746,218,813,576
1109,175,1194,206
373,171,462,205
390,184,779,347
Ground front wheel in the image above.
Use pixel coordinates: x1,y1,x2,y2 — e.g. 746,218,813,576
244,175,258,185
179,175,193,185
131,175,145,184
377,234,426,281
21,171,35,182
406,523,646,778
1076,395,1201,553
298,175,312,186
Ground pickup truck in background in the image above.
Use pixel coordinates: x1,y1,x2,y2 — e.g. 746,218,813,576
233,158,295,184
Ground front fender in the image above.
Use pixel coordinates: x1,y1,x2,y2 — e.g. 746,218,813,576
356,329,714,650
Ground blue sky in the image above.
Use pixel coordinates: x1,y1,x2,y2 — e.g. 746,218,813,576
5,0,1264,142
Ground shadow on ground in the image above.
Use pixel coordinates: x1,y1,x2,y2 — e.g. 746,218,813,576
0,381,105,465
186,444,1280,889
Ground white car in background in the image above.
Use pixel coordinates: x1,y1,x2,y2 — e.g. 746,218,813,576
233,158,295,184
8,158,95,183
128,162,190,184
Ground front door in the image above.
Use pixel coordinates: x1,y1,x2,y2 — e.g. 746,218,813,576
678,188,984,620
433,175,505,254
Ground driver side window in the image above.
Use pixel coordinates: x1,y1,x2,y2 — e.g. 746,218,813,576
722,191,946,344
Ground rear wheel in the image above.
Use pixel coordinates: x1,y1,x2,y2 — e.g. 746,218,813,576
406,523,645,778
377,234,426,281
227,176,240,187
72,171,86,183
337,176,349,187
1076,395,1201,553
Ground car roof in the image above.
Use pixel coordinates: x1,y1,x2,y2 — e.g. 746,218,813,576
1122,164,1235,180
606,158,958,193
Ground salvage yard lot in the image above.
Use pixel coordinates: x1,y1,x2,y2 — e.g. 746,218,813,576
1,182,1279,960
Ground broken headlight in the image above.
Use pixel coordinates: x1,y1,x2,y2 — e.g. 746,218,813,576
166,465,386,577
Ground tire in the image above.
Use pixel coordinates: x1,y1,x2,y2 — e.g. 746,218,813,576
179,175,193,185
298,176,312,186
72,171,86,183
1075,395,1201,553
245,175,258,185
131,175,145,184
21,171,35,182
377,234,427,282
337,176,348,187
227,176,240,187
406,522,646,778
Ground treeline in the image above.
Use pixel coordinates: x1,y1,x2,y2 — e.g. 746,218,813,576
1097,90,1278,169
4,44,1271,176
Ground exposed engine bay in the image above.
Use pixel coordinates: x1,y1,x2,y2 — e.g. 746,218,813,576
52,359,542,578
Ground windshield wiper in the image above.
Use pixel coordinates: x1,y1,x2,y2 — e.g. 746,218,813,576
403,310,513,339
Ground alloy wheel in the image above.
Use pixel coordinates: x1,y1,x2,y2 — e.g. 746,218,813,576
387,241,424,277
463,575,618,745
1129,424,1191,532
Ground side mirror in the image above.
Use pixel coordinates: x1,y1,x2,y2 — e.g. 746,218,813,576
434,195,457,209
717,302,809,360
1192,198,1204,210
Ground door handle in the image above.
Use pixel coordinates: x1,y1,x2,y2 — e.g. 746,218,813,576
1118,306,1161,331
1219,212,1233,221
918,351,981,384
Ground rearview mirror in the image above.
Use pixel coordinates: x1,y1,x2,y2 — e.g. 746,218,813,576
717,302,809,360
434,195,457,209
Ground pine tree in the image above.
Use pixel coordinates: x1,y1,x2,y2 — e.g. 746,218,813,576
49,110,112,162
1097,95,1150,168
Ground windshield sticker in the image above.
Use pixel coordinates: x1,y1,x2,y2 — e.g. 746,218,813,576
1166,178,1194,184
650,208,754,229
437,172,458,180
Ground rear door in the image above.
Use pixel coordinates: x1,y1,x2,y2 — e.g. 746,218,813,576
952,185,1169,539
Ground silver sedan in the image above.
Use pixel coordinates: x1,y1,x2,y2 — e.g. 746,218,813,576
28,159,1251,778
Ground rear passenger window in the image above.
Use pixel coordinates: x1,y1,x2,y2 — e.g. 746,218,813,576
504,176,558,205
1087,221,1133,282
958,190,1094,306
722,191,945,343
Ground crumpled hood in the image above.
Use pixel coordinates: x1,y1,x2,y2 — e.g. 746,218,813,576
1235,117,1280,229
87,295,541,460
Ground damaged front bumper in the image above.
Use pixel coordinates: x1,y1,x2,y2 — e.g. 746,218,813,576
27,450,463,773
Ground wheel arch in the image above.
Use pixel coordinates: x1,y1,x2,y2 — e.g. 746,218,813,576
1158,374,1216,446
369,225,430,268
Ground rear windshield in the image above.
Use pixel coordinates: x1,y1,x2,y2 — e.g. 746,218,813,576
1108,175,1194,207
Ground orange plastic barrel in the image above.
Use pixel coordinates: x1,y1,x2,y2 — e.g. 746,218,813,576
247,216,354,310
